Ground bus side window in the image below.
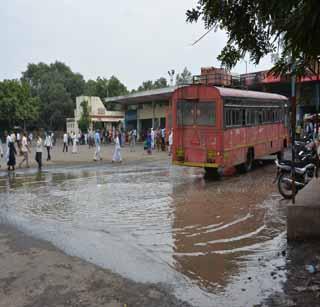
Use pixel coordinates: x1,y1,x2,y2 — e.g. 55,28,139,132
241,109,246,126
226,109,232,127
258,111,263,124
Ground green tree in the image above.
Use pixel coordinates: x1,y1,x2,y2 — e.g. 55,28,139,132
84,76,128,98
77,100,91,132
84,79,98,96
137,80,154,92
21,61,85,130
176,67,192,85
186,1,320,75
153,77,168,88
136,77,169,92
107,75,129,97
0,80,40,129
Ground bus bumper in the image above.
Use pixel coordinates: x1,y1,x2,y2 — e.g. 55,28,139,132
172,161,220,168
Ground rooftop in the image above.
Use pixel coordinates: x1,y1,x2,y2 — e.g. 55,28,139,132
104,86,178,104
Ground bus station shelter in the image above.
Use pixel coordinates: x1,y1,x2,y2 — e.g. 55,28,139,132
105,87,177,140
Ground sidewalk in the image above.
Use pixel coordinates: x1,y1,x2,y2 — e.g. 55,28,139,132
287,177,320,240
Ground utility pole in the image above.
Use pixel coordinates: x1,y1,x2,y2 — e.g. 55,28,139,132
291,62,297,204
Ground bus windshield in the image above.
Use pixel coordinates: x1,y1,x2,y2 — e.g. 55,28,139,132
177,100,215,126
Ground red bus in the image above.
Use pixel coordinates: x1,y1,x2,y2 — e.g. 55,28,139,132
172,85,289,176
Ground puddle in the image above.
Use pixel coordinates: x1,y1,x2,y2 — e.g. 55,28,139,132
0,161,287,306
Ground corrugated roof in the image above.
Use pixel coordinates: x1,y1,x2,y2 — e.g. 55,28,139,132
104,86,178,104
215,86,287,100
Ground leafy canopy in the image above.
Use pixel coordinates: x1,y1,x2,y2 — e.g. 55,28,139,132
77,100,91,133
186,0,320,75
22,61,85,130
135,77,168,92
0,80,40,129
176,67,192,85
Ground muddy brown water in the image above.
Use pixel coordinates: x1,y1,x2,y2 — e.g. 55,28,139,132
0,161,288,306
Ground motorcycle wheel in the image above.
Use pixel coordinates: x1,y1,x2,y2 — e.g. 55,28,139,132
277,172,297,199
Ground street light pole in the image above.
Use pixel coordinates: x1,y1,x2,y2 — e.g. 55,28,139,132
168,70,175,86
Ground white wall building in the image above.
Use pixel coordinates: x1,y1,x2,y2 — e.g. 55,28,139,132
66,96,124,135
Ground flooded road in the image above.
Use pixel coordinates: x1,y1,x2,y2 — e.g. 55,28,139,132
0,160,288,306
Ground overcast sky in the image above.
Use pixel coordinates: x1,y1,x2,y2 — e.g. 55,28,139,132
2,0,273,90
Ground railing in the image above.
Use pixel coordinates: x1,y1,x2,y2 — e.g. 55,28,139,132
192,73,242,88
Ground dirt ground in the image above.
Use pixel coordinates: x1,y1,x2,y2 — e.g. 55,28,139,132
0,224,191,307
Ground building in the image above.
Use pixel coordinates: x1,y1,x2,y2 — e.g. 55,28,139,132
66,96,124,134
105,87,177,140
241,70,320,122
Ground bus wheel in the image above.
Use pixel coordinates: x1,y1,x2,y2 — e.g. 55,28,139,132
236,150,253,173
204,168,221,180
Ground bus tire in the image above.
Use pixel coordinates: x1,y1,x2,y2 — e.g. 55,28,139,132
236,150,253,173
204,168,221,180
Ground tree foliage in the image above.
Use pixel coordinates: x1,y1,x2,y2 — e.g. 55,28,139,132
135,77,168,92
77,100,91,133
176,67,192,85
186,0,320,75
0,80,40,129
21,61,85,130
84,76,128,98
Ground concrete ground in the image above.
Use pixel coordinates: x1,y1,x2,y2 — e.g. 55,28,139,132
0,224,190,307
0,142,169,171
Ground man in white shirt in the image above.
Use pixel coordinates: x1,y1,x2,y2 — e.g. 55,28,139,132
63,132,68,152
18,132,30,168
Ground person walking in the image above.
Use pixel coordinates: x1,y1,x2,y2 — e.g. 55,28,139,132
94,130,102,161
5,131,11,164
18,132,31,168
72,132,78,154
168,128,173,156
63,132,68,152
112,131,122,163
35,134,43,169
146,129,152,155
0,137,3,169
28,132,33,145
16,131,21,151
7,140,17,171
161,128,166,151
129,129,136,152
151,128,155,150
156,128,162,152
44,132,52,161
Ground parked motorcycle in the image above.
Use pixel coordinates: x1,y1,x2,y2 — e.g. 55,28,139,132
275,138,319,199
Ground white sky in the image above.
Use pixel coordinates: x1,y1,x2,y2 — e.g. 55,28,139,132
1,0,273,90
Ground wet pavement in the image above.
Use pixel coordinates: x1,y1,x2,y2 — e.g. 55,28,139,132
0,160,289,306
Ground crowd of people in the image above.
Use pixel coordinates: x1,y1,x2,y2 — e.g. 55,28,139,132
0,127,173,172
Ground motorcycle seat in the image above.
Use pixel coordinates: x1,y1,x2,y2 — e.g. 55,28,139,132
278,159,310,168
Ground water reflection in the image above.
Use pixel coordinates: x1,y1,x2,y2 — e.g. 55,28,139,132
172,167,285,294
0,161,287,306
